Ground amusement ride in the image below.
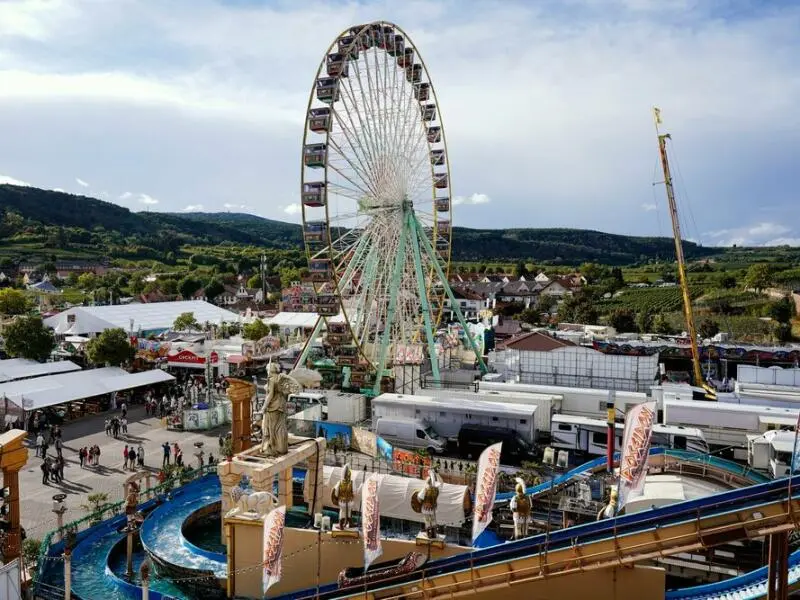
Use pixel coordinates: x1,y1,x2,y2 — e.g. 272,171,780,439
297,22,486,395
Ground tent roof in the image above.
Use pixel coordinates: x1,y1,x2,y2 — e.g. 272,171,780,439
43,301,240,335
0,358,81,383
0,367,175,411
265,311,344,328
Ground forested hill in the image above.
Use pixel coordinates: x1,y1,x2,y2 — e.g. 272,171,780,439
0,184,718,265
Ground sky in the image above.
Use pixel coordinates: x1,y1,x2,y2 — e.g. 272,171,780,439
0,0,798,246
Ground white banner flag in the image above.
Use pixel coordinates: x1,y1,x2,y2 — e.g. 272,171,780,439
262,505,287,594
471,442,502,544
618,402,657,510
361,473,383,570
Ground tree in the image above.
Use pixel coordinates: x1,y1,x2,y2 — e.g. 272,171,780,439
0,288,28,315
718,275,737,289
636,309,654,334
4,316,55,361
557,292,599,325
652,313,675,335
77,272,97,290
247,274,263,289
160,278,179,295
85,328,134,366
513,261,528,278
173,312,200,331
697,318,720,340
179,277,203,299
579,262,606,284
609,308,637,333
744,263,772,293
766,296,795,324
243,319,271,340
204,278,225,302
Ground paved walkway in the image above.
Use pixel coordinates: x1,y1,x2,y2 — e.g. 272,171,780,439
17,405,227,540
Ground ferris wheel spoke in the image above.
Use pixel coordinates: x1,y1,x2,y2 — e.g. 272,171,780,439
338,76,382,187
327,136,379,197
349,56,384,186
329,107,381,194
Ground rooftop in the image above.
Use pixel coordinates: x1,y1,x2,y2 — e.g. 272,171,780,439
497,331,577,352
43,300,241,335
0,358,81,383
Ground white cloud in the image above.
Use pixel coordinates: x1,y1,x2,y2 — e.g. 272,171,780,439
182,204,204,212
283,204,302,215
452,193,491,207
119,192,134,200
137,194,159,205
0,174,31,187
223,202,252,211
0,1,797,237
53,187,64,192
75,177,89,187
641,203,657,211
704,221,800,247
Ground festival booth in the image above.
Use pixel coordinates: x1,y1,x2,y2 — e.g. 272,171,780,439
181,401,233,431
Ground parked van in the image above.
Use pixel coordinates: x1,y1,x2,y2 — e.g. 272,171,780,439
457,424,536,465
374,417,446,454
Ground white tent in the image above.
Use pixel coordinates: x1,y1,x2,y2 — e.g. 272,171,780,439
0,367,174,411
265,312,322,329
43,301,240,336
306,465,469,527
0,358,81,383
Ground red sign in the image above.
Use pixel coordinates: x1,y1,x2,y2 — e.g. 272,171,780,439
167,350,205,365
210,351,219,364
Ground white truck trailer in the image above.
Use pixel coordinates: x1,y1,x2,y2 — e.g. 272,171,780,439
747,430,794,478
478,381,650,419
663,399,799,459
425,388,560,442
371,393,538,445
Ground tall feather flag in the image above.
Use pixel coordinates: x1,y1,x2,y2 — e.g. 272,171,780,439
262,506,287,594
361,473,383,570
617,402,657,511
471,442,502,545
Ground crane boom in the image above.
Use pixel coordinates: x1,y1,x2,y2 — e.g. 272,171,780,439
653,108,716,400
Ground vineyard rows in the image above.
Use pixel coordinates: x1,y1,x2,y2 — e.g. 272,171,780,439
600,286,703,313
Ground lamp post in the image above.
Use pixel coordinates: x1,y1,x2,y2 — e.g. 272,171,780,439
606,391,616,473
51,493,67,542
194,441,205,470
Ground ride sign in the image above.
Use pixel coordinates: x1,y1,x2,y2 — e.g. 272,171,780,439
618,402,656,510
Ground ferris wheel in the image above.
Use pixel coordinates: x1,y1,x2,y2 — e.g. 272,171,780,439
300,21,483,395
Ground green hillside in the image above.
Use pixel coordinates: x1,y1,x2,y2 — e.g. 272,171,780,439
0,183,792,267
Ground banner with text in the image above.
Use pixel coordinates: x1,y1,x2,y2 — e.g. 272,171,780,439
618,402,657,510
472,442,502,544
361,473,383,570
262,505,287,594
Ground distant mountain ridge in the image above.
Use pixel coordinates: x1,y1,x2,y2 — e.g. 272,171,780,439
0,184,717,265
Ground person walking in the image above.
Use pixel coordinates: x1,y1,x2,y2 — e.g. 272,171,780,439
40,459,49,485
162,442,171,468
104,418,111,436
94,445,101,466
56,456,65,482
35,432,43,457
121,417,128,435
137,444,144,468
123,445,129,469
121,401,128,419
78,447,85,468
41,439,49,459
55,436,63,459
128,447,137,471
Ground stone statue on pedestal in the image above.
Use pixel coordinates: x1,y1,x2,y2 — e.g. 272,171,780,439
260,363,301,456
413,470,441,539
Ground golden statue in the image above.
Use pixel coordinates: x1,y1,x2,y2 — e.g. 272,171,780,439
331,464,355,529
509,478,531,539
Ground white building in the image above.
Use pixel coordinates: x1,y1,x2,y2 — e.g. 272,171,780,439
43,300,240,336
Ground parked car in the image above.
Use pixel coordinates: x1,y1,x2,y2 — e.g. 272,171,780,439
457,424,536,465
374,417,446,454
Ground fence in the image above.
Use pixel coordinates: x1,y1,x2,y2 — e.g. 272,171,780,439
34,464,217,591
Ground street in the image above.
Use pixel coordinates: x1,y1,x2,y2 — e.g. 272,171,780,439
17,405,227,541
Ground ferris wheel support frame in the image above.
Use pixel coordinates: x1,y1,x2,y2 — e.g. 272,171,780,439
410,211,488,377
408,210,441,386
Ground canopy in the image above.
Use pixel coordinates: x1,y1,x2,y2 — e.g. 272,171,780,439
0,358,81,383
0,367,174,411
306,465,469,527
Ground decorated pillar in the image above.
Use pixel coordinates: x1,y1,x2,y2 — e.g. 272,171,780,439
0,430,29,562
278,469,293,508
217,464,242,542
227,378,255,454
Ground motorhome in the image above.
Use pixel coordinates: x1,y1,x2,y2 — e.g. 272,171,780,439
747,430,795,478
427,388,560,442
663,399,799,459
550,414,708,456
371,393,538,445
478,381,650,419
